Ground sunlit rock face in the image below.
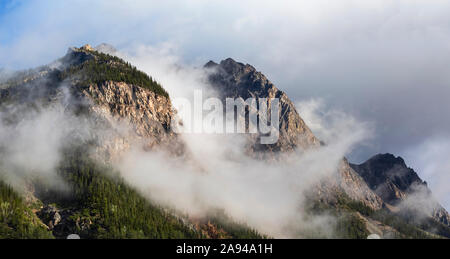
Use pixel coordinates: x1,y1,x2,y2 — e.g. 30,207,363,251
205,58,383,210
206,58,319,154
0,45,183,161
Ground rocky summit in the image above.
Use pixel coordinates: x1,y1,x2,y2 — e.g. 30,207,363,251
205,58,383,211
1,45,179,159
351,154,450,226
205,58,319,153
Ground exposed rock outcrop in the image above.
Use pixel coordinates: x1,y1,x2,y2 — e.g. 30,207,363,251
351,153,450,226
0,45,182,160
37,205,61,229
81,80,183,159
206,58,319,153
205,58,383,210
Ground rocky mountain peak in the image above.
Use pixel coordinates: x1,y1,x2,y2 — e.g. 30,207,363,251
67,44,95,55
0,44,176,159
351,153,424,199
63,45,96,67
65,43,115,64
205,58,318,153
219,58,256,75
81,44,94,51
368,153,407,168
204,60,218,68
205,58,384,211
205,58,271,97
351,153,450,226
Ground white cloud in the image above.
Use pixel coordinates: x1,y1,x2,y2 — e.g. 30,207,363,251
404,137,450,210
297,98,373,148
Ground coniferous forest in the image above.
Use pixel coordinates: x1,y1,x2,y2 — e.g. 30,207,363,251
0,146,264,239
59,49,169,98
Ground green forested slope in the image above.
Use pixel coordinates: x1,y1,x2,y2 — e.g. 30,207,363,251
0,147,264,239
59,49,169,97
0,181,53,239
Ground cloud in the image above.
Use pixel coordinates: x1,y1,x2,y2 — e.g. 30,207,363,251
114,43,214,100
296,99,373,146
0,99,81,192
0,82,119,194
106,47,373,237
404,137,450,210
116,127,367,238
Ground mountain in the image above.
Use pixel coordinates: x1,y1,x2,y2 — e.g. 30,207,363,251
0,45,262,239
205,58,319,153
205,58,383,210
351,154,450,227
1,45,181,157
0,45,449,239
205,58,450,238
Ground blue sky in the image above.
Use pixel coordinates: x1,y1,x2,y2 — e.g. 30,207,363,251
0,0,22,43
0,0,21,14
0,0,449,209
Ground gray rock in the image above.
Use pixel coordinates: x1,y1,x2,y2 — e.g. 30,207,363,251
205,58,319,154
205,58,383,210
38,205,62,229
351,153,450,226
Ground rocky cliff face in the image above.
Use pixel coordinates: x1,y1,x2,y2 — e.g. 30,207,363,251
335,160,383,208
0,45,180,160
205,58,383,210
351,154,450,226
205,58,319,153
0,45,192,237
350,154,422,204
81,80,182,159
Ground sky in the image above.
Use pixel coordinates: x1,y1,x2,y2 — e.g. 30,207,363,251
0,0,449,209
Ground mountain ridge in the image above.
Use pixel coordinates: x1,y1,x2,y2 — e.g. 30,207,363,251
0,45,266,239
0,45,449,238
205,58,384,211
205,57,450,237
351,153,450,227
